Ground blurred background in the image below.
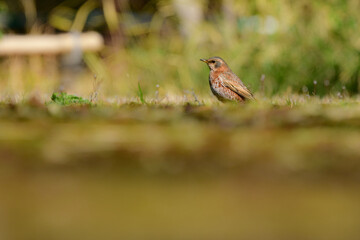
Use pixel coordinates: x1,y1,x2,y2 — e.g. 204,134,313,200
0,0,359,101
1,1,360,240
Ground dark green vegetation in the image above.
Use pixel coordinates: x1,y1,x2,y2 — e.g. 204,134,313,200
50,92,91,105
1,98,360,239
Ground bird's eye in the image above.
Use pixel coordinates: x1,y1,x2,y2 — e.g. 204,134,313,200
210,61,215,63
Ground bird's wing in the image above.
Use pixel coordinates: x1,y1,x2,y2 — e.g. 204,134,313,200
219,72,254,100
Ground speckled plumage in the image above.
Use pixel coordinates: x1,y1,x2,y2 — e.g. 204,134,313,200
201,57,254,102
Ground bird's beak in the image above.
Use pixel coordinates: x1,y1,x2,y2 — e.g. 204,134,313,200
200,58,208,63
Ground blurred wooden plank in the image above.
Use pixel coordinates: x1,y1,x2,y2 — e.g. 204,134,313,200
0,32,104,55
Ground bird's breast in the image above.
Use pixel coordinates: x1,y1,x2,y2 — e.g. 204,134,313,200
209,71,224,93
209,70,220,83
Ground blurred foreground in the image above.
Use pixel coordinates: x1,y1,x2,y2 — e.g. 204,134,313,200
1,97,360,240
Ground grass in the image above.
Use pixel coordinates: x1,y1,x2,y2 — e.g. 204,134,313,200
50,92,91,105
137,82,146,104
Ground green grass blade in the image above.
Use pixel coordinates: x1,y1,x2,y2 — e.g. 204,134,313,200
138,82,146,104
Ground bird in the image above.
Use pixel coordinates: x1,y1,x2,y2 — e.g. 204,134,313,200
200,57,254,102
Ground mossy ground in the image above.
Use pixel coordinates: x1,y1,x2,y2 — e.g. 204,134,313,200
2,95,360,240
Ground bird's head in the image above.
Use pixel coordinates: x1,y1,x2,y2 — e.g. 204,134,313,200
200,57,228,71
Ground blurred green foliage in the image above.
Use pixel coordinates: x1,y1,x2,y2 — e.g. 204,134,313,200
0,0,360,99
90,0,360,98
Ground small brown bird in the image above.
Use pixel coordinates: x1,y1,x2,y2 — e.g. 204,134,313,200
200,57,254,102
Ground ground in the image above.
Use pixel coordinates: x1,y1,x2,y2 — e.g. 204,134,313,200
1,95,360,239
